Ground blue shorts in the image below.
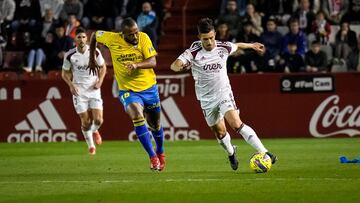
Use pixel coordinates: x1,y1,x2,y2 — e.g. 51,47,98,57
119,85,161,113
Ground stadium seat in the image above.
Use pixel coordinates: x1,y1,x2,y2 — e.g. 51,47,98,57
47,70,62,80
329,25,340,44
320,45,333,62
350,24,360,37
277,26,289,36
0,71,18,80
21,72,44,80
2,51,24,70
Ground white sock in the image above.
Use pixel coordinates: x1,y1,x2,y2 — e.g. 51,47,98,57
82,129,95,149
91,121,100,132
237,124,267,153
217,132,234,156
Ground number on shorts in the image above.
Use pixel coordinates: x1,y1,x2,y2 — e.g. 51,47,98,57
121,92,130,101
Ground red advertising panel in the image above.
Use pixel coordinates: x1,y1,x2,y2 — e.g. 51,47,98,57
0,73,359,143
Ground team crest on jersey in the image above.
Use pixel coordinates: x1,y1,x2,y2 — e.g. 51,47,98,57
97,31,105,37
218,50,225,58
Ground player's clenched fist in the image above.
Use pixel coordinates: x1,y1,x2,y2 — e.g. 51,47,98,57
252,42,265,55
126,63,138,71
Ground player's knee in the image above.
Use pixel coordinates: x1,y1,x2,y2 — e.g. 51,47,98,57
93,118,103,126
129,112,144,121
213,129,226,139
229,120,243,131
81,120,92,131
147,122,161,131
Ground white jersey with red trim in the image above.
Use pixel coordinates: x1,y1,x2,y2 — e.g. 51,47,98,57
62,45,105,98
177,40,237,108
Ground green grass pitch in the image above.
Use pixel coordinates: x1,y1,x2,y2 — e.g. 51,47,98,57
0,138,359,203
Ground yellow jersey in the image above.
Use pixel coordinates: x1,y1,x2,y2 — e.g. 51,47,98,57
95,31,157,92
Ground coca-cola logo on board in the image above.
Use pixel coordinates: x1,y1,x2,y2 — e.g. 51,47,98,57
309,95,360,137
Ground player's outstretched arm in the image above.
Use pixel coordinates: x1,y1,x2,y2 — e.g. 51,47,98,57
170,59,191,72
88,32,100,76
61,69,79,96
235,42,265,55
126,56,156,71
94,63,107,89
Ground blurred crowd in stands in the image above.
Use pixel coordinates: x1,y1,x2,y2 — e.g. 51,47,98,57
0,0,359,76
216,0,360,73
0,0,168,73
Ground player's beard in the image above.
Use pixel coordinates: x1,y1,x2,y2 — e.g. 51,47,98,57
78,42,85,49
127,39,138,45
204,44,214,51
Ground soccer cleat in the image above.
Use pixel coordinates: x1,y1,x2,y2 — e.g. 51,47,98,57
89,147,96,155
93,131,102,145
266,152,278,164
157,153,166,171
228,145,239,170
150,156,160,171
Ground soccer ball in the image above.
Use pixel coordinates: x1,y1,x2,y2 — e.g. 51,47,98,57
249,152,272,173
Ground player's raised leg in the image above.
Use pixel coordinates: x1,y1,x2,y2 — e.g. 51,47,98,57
146,111,165,171
225,110,277,164
210,119,238,170
79,112,96,155
127,103,160,171
91,108,103,145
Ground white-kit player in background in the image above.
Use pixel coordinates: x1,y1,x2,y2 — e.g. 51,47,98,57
170,18,277,170
62,27,107,155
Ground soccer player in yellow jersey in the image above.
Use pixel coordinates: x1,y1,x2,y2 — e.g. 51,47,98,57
88,18,165,171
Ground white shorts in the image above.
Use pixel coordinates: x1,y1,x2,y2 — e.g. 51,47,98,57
201,91,238,127
73,95,103,114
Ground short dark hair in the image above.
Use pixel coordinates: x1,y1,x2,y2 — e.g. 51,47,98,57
288,17,299,25
311,40,320,45
288,40,297,46
121,17,136,31
197,18,215,34
267,16,277,24
75,27,86,36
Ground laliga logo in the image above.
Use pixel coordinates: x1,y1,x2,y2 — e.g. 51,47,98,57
309,95,360,138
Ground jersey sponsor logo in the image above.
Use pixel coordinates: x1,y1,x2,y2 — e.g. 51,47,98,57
76,65,89,71
309,95,360,138
7,100,78,143
202,63,223,72
116,53,142,62
128,97,200,141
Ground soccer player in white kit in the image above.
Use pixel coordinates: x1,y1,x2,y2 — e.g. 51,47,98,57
170,18,277,170
62,27,107,155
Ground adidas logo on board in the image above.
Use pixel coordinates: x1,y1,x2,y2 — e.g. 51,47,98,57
7,100,78,143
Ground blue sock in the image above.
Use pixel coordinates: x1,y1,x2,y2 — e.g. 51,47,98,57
151,127,164,154
133,119,156,158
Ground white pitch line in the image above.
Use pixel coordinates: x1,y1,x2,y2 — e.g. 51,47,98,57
0,177,359,184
